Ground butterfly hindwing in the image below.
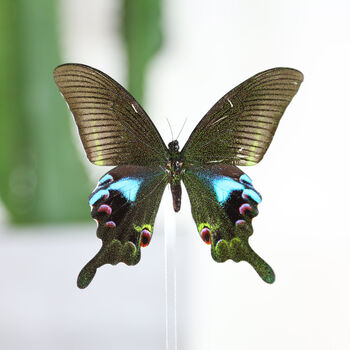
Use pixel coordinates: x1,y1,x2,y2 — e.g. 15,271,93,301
53,64,168,166
77,165,167,288
183,165,275,283
181,67,303,166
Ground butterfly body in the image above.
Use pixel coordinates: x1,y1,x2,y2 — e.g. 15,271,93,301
167,140,183,212
53,64,303,288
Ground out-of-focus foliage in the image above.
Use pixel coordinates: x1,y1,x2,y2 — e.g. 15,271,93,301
0,0,164,225
121,0,163,104
0,0,91,224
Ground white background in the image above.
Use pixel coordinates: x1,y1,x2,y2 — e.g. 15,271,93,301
1,0,350,349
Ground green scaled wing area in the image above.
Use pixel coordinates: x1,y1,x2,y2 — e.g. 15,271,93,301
181,67,303,166
78,165,167,288
183,164,275,283
53,64,168,166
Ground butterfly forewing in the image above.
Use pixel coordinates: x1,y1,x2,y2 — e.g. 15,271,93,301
181,68,303,166
53,64,168,166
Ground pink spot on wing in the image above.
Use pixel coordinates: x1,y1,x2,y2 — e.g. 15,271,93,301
235,219,246,227
128,241,137,251
239,203,253,216
105,221,116,228
97,204,112,216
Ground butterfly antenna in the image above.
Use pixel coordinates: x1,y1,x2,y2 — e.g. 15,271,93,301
166,118,174,141
175,118,187,141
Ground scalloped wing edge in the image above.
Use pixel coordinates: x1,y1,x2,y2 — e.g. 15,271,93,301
77,239,140,289
212,235,275,284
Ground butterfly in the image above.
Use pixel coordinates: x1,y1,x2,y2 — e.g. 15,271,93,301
53,64,303,288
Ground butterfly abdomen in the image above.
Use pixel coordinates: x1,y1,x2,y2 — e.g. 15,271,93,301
167,140,184,212
170,181,182,212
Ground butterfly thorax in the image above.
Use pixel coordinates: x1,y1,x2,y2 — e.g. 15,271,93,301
167,140,183,212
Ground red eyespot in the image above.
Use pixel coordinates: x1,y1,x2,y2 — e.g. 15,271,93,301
140,228,151,247
200,227,211,245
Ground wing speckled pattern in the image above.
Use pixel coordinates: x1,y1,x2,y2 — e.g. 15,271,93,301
181,68,303,166
183,165,274,283
53,64,168,166
78,165,167,288
54,64,303,288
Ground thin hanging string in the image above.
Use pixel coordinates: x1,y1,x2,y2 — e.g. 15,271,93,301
164,189,178,350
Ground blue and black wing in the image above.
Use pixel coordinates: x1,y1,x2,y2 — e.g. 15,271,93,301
78,165,168,288
53,63,168,166
181,68,303,282
53,64,170,288
181,67,303,166
183,165,274,283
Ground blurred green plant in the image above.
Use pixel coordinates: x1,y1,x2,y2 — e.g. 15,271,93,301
0,0,91,224
121,0,163,104
0,0,163,225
